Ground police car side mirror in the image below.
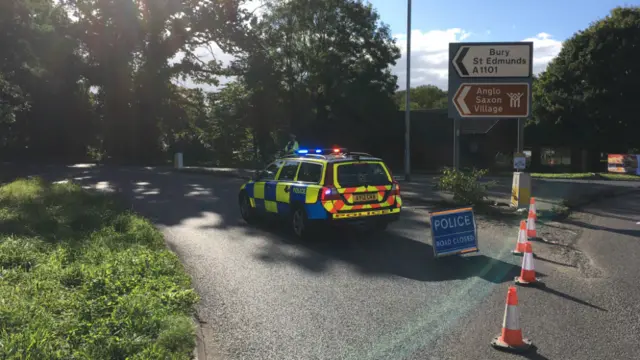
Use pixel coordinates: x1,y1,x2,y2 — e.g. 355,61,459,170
253,171,264,181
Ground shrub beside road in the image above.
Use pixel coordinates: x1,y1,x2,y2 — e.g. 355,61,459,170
0,178,198,359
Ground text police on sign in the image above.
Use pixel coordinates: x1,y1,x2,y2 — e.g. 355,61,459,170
453,43,533,78
429,208,479,258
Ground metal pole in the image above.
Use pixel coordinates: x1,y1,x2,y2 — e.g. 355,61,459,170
453,118,460,170
517,118,525,153
404,0,412,181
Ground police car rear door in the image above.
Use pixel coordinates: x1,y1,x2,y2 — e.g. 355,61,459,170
333,161,394,209
251,161,283,213
274,160,301,215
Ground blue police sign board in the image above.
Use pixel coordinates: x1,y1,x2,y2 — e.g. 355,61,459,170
430,207,479,258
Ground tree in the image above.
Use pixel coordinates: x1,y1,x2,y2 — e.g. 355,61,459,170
394,85,447,110
0,0,95,161
241,0,401,151
64,0,250,163
532,6,640,152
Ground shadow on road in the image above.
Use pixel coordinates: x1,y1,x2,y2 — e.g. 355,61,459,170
562,218,640,238
533,254,576,268
537,284,608,312
521,345,551,360
249,216,529,283
1,164,532,284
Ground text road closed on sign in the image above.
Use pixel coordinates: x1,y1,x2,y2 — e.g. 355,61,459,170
430,207,479,257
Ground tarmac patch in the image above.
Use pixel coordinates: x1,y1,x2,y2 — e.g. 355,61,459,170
534,220,604,279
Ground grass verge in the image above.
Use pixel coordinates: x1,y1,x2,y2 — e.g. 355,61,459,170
596,172,640,181
531,172,596,179
0,178,199,359
531,172,640,180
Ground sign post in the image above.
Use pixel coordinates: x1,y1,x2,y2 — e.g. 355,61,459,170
430,208,479,258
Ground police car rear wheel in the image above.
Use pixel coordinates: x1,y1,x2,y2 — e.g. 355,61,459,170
291,207,308,238
239,193,255,223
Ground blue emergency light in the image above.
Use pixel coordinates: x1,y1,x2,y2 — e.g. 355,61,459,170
296,148,349,156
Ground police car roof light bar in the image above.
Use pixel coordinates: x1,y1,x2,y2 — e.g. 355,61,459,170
304,154,326,159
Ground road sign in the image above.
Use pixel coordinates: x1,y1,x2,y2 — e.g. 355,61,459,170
430,207,478,258
448,42,533,120
453,43,532,78
453,83,529,118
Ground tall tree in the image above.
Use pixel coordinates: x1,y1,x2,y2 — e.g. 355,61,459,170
243,0,400,150
0,0,94,160
532,6,640,152
64,0,250,163
394,85,447,110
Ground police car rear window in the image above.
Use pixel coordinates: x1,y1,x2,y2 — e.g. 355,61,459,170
297,162,323,183
336,162,390,187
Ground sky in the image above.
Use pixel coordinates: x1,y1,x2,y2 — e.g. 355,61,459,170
379,0,640,90
179,0,640,91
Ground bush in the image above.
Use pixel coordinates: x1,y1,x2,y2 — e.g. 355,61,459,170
437,168,495,205
0,178,198,359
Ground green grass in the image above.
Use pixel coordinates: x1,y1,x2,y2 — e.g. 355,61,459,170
597,172,640,180
0,178,199,359
531,172,640,180
531,172,597,179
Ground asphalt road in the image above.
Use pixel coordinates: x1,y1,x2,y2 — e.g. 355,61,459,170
413,191,640,360
6,165,640,359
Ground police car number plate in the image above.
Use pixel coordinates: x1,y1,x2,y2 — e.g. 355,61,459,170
353,193,377,202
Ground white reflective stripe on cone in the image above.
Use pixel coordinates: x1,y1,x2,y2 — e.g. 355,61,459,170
527,219,536,231
502,304,520,330
518,229,527,244
522,253,535,271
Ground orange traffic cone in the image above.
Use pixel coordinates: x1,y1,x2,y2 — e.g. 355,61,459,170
526,209,537,240
491,286,532,352
529,197,537,220
511,220,527,255
515,242,540,286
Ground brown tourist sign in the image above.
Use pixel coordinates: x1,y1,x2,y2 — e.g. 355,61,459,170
452,83,530,118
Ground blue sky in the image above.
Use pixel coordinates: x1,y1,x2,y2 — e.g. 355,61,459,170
196,0,640,91
371,0,640,89
371,0,636,42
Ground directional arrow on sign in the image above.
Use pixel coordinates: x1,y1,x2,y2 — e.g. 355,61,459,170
455,85,472,115
454,47,470,76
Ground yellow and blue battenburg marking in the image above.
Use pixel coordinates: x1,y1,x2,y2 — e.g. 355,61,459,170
244,181,328,219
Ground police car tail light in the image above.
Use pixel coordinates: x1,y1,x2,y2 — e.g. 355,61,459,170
391,181,400,196
332,148,340,153
320,186,341,201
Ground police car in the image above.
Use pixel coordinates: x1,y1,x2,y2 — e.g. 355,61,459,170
238,148,402,238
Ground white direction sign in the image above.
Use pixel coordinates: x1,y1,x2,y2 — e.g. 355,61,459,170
453,44,532,78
